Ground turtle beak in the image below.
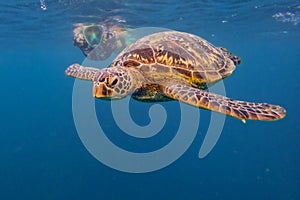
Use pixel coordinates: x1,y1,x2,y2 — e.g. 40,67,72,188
93,82,113,99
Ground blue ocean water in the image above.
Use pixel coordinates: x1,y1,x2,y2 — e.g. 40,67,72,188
1,0,300,199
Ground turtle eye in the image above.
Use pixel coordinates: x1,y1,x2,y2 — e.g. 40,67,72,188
99,76,118,87
99,77,106,82
107,76,118,87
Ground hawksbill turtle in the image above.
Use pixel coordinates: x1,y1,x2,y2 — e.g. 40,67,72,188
66,31,286,122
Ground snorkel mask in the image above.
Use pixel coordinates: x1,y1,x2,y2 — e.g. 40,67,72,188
82,25,103,48
73,23,105,57
73,22,129,60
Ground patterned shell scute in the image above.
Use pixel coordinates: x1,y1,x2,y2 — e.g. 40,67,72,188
112,31,236,85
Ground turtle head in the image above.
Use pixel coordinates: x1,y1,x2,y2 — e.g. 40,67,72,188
93,67,137,99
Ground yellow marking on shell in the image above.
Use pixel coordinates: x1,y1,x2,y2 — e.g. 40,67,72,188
177,57,188,67
190,76,207,88
131,53,151,64
169,56,190,69
156,52,175,66
192,76,205,84
142,56,149,63
166,54,174,65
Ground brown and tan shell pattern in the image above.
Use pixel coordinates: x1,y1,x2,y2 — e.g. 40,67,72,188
110,31,238,89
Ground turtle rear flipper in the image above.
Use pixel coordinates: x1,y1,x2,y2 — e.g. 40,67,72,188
164,84,286,122
218,47,241,65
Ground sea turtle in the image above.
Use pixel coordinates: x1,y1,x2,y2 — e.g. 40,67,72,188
66,31,286,122
73,23,129,60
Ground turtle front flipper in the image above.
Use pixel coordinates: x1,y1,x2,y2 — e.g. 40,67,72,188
65,64,99,81
164,84,286,122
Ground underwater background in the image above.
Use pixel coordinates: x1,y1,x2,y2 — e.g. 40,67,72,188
1,0,300,199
